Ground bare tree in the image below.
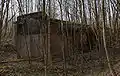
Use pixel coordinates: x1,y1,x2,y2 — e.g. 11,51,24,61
102,0,117,76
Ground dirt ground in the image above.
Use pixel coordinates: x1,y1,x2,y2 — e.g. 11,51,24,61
0,44,120,76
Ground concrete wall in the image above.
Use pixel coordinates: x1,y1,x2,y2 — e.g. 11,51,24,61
50,23,63,58
15,12,96,59
16,35,30,58
16,34,44,58
16,20,91,59
16,19,64,59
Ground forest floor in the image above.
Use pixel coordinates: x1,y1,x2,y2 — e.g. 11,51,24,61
0,45,120,76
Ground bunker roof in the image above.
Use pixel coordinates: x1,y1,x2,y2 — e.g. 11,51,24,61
16,11,89,30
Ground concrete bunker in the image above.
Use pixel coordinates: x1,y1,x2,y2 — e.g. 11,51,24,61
15,12,97,59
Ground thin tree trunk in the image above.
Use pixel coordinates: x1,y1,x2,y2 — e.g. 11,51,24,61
87,0,92,25
43,0,47,76
47,0,52,67
102,0,116,76
82,0,87,24
0,0,5,45
58,0,67,75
